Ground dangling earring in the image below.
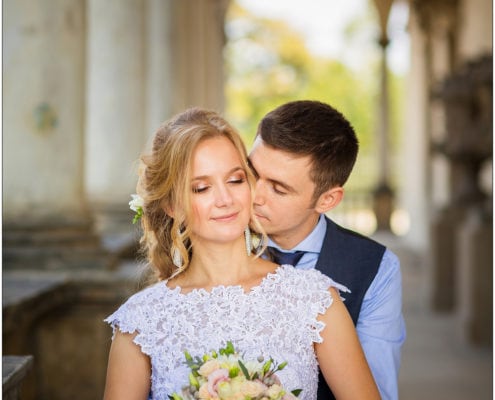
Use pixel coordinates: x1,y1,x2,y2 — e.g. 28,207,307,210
244,227,252,256
171,228,184,268
171,245,183,268
251,232,264,255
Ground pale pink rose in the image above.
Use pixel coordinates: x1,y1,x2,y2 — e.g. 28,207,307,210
207,368,230,397
198,383,215,400
240,380,266,397
265,383,284,399
198,359,221,377
282,393,299,400
271,374,281,386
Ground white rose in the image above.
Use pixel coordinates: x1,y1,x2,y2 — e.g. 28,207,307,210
266,384,284,399
129,194,144,212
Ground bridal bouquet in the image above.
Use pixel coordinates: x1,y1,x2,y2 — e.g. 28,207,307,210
169,341,301,400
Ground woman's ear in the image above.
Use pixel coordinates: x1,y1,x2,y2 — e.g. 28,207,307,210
314,187,344,214
162,199,175,218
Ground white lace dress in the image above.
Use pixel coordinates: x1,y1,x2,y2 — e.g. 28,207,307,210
105,265,349,400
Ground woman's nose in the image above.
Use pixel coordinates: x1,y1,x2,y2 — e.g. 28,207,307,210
214,185,234,207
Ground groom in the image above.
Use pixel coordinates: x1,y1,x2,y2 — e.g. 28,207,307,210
249,100,405,400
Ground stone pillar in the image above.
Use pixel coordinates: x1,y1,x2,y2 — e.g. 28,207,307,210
401,6,430,251
371,0,394,231
412,0,460,311
85,0,230,239
432,55,492,325
169,0,229,113
3,0,106,270
372,36,394,231
457,208,493,346
85,0,147,235
145,0,175,136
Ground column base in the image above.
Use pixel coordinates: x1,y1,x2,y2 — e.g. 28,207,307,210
372,183,394,232
3,216,110,271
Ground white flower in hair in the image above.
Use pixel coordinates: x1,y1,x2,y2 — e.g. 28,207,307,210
129,194,144,223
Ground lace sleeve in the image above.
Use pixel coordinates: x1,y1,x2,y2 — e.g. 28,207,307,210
104,285,157,340
105,302,138,339
282,267,351,344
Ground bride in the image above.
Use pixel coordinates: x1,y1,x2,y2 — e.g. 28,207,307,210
103,107,380,400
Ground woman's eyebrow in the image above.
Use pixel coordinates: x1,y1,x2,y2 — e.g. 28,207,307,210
192,166,244,181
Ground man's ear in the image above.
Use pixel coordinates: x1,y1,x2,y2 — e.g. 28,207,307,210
314,187,344,214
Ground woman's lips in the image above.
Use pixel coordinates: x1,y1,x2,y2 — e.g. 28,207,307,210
212,212,239,222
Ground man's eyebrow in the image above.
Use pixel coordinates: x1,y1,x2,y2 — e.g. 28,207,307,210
247,159,257,175
248,158,297,194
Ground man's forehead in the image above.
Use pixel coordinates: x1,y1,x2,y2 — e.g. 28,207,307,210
250,139,312,167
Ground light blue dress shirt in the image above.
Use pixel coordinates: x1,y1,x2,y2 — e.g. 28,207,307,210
267,215,406,400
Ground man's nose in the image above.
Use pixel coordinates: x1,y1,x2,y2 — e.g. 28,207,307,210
253,180,266,206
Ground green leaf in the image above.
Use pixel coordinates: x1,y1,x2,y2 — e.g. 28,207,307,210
291,388,303,397
238,360,251,379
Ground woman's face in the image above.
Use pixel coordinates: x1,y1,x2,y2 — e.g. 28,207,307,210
188,136,251,246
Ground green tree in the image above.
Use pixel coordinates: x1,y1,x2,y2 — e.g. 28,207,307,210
224,1,404,192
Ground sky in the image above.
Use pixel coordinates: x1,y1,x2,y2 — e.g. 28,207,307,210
236,0,410,75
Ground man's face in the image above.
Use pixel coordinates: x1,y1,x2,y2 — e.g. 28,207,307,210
249,137,321,249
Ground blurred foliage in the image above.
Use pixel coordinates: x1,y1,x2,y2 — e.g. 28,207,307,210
224,1,405,190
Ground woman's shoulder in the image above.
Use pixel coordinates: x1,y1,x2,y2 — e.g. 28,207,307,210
104,281,179,356
124,281,168,305
104,281,171,327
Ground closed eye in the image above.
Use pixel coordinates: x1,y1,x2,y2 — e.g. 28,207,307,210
192,185,209,193
272,184,288,195
228,177,245,185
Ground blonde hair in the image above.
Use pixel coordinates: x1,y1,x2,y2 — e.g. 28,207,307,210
137,107,266,281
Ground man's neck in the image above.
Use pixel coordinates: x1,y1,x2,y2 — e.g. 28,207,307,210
270,214,322,250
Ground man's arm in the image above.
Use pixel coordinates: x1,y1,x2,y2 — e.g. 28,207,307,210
356,249,406,400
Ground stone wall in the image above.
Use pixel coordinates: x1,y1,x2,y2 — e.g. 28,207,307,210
3,269,140,400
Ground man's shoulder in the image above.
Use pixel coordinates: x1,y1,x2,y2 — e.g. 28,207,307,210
323,216,386,251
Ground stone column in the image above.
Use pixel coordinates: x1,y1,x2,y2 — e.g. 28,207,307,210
85,0,230,240
438,56,492,344
3,0,106,270
371,0,394,231
145,0,175,136
457,209,493,346
85,0,147,235
413,0,460,311
401,6,430,251
169,0,229,113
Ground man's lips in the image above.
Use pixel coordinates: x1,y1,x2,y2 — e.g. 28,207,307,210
254,213,268,221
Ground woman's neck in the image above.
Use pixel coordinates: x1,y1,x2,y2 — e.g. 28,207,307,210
172,238,254,289
168,234,279,293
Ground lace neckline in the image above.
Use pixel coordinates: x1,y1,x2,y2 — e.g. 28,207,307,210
163,265,285,297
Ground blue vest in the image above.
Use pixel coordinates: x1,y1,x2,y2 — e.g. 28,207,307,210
316,217,385,400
